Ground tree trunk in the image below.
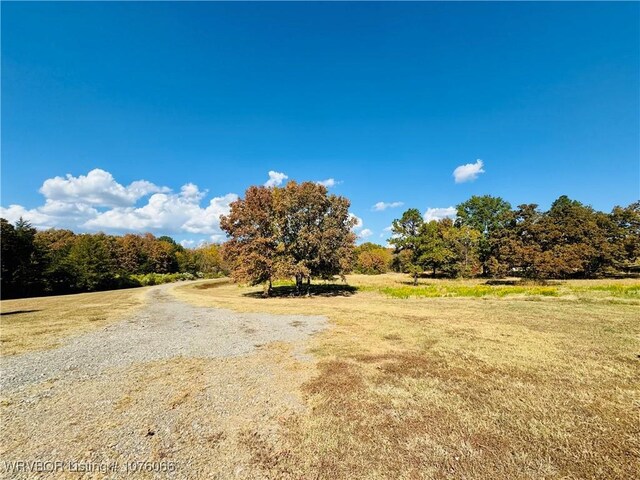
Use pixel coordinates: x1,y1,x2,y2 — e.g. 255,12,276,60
433,266,436,277
413,273,418,286
306,276,311,296
295,274,303,295
262,279,272,297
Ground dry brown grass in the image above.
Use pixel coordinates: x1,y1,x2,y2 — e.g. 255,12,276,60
0,288,147,357
175,274,640,479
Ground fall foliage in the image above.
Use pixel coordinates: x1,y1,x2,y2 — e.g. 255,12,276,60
2,191,638,299
220,181,356,295
0,220,227,299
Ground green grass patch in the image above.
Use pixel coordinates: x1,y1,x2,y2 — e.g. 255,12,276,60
379,284,559,299
569,284,640,298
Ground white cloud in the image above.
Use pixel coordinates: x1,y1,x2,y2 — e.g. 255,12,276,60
264,170,288,187
372,201,404,211
180,238,210,249
0,200,99,230
182,193,238,234
39,168,169,207
453,159,485,183
209,233,226,244
423,206,457,222
84,191,237,234
1,169,238,240
315,178,339,188
359,228,373,238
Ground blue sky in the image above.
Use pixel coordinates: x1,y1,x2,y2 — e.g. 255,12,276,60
2,2,638,246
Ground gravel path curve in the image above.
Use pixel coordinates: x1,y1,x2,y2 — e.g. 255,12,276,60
0,282,328,392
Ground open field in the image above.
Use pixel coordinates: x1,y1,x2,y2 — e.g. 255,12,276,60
0,287,148,357
0,274,638,478
174,274,640,479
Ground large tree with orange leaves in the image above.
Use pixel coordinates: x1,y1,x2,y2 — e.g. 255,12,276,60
220,181,356,295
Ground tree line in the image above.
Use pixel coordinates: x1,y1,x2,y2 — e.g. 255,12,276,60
1,218,227,299
2,185,638,299
389,195,639,283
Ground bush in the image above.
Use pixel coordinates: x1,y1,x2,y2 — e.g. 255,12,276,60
354,244,392,274
128,272,196,286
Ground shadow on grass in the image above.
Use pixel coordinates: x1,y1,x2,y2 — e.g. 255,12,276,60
484,279,519,286
0,309,41,316
194,280,231,290
243,284,358,298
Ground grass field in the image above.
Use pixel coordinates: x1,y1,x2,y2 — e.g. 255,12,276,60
0,287,146,356
175,274,640,479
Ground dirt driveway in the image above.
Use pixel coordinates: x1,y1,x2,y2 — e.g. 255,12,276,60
0,283,327,479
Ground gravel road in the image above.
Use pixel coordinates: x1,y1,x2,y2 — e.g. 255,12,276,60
1,282,329,479
0,283,327,392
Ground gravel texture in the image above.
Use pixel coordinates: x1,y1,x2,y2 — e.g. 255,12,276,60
0,282,328,479
1,283,327,393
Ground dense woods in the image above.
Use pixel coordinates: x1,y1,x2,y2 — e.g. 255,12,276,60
0,219,226,299
1,190,638,299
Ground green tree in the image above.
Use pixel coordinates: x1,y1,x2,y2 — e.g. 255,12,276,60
610,201,640,271
34,229,77,294
416,220,453,277
1,218,46,297
67,233,119,291
1,218,19,297
456,195,512,276
390,208,424,285
442,222,481,277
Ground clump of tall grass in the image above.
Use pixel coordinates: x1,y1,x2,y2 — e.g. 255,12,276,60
569,284,640,298
379,284,559,299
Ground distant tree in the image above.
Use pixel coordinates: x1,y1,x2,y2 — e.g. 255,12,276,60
610,201,640,271
354,243,392,274
390,208,424,285
410,218,481,278
442,222,482,277
416,220,454,277
176,249,198,275
192,243,227,276
34,229,77,294
1,218,19,297
542,195,619,278
456,195,512,276
495,196,618,279
117,234,147,273
67,233,119,291
145,235,178,273
157,235,178,246
0,218,47,297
